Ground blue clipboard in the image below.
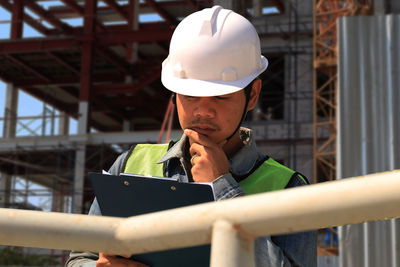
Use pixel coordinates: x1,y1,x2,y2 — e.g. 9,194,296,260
89,172,215,267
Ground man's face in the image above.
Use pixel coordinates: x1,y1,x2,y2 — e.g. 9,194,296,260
176,90,246,144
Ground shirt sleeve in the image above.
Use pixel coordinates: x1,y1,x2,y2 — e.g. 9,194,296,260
212,173,245,200
64,152,128,267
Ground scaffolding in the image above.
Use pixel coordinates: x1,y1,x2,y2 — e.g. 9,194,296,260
312,0,372,184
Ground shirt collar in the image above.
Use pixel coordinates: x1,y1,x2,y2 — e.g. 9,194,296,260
228,128,262,176
158,133,187,163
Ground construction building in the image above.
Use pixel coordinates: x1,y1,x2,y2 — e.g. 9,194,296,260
0,0,399,266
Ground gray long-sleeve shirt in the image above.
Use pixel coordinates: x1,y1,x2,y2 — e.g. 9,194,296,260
66,129,316,267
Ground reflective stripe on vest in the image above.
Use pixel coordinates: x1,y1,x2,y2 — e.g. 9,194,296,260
123,144,297,194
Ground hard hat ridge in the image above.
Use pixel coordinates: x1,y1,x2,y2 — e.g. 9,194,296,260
161,5,268,97
199,5,223,36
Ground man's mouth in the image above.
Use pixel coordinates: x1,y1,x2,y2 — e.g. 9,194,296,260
190,125,217,136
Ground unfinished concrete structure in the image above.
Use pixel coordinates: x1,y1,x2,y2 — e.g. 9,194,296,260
0,1,311,263
0,0,315,216
1,0,398,265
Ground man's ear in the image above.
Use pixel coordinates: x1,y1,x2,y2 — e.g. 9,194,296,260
247,78,261,111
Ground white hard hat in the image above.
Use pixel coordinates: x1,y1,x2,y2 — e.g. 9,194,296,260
161,5,268,97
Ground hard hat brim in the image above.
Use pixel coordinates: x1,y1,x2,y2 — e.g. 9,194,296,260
161,56,268,97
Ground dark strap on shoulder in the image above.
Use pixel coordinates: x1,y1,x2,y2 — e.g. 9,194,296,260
121,145,136,173
231,155,270,183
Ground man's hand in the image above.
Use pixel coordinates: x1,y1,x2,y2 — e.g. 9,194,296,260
96,253,148,267
184,129,229,182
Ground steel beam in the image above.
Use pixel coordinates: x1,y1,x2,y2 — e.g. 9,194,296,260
60,0,84,15
145,0,178,25
60,0,107,32
95,45,130,74
48,22,172,35
0,37,79,54
10,0,23,39
0,130,182,151
0,157,66,179
4,54,51,83
0,0,49,35
14,72,125,86
94,29,174,45
25,1,73,34
0,29,172,54
185,0,202,10
49,1,189,18
22,87,77,115
271,0,285,14
95,67,161,95
46,51,80,75
103,0,128,20
79,0,97,102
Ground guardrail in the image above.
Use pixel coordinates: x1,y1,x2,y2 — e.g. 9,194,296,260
0,170,399,267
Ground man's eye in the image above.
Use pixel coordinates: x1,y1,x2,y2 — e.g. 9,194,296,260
215,96,228,100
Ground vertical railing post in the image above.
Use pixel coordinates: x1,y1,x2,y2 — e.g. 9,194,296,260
210,220,255,267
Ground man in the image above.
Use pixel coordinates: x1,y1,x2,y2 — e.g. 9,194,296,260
66,5,316,267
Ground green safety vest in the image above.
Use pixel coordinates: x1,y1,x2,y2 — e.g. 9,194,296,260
123,144,306,195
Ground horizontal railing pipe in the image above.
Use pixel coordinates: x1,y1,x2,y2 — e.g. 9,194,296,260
0,170,399,256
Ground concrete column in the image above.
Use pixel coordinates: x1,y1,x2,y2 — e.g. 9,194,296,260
122,0,139,133
59,193,65,212
3,84,19,139
72,102,88,213
72,0,97,213
126,0,140,64
123,120,130,132
72,147,86,214
253,0,262,17
123,0,139,132
58,112,69,135
0,173,12,208
77,102,89,135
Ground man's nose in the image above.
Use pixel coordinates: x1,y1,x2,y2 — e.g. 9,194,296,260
193,98,215,118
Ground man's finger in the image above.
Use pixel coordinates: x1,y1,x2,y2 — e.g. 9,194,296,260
189,142,206,157
184,129,215,147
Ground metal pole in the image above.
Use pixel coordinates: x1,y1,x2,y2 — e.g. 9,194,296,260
0,170,399,255
210,220,255,267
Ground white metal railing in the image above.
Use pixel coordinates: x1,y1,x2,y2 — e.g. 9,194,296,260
0,170,400,267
